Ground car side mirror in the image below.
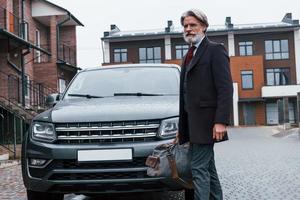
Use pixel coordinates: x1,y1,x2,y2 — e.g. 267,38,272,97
46,93,60,107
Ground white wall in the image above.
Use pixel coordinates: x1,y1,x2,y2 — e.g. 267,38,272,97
32,1,65,17
294,28,300,84
103,41,110,63
228,32,235,56
262,85,300,97
233,82,239,126
164,36,171,60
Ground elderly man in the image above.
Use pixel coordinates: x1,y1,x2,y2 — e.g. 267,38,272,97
178,9,233,200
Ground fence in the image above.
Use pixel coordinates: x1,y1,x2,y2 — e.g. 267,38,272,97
58,43,76,66
0,70,57,157
0,70,56,112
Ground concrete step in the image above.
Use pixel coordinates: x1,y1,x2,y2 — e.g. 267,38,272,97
0,159,20,169
0,153,9,161
0,146,10,161
0,144,22,159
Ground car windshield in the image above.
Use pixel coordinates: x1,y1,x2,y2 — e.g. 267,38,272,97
64,67,180,99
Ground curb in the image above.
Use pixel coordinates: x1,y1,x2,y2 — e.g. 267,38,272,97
272,128,299,137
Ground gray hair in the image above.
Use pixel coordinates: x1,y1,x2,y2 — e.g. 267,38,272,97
181,9,209,31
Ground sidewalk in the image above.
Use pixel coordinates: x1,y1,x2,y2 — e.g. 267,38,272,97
0,164,26,200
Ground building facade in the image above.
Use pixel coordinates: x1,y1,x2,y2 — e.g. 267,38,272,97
101,13,300,127
0,0,83,157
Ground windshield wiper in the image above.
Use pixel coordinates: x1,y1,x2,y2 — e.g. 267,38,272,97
114,92,164,96
68,93,104,99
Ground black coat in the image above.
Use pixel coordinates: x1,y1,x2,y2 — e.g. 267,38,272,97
178,37,233,144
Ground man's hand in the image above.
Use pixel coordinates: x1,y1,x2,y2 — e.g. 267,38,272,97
213,124,226,141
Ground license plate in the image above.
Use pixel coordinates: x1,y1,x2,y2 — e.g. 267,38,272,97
77,149,133,162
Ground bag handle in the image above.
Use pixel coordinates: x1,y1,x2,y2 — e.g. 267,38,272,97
167,154,193,189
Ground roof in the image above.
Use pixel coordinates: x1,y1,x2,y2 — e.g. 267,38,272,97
102,18,300,40
40,0,84,26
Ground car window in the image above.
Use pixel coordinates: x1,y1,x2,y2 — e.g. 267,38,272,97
64,67,180,99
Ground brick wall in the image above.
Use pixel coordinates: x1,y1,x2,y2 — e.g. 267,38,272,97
234,31,296,84
33,62,58,90
0,58,21,101
230,55,264,99
60,26,76,46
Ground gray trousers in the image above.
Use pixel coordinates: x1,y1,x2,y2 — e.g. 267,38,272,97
190,143,223,200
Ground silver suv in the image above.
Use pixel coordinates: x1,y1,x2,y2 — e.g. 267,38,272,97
22,64,182,200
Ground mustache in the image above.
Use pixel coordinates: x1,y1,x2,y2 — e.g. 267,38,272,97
183,33,195,37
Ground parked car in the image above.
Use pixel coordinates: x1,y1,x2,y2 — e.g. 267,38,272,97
22,64,182,200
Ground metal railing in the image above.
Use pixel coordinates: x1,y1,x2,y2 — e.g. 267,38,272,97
0,70,57,113
33,44,51,63
0,6,29,40
0,107,24,159
58,43,76,66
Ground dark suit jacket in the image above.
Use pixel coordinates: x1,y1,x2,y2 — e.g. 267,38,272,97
178,37,233,144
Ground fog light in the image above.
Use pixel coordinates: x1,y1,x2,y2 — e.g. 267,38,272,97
29,158,47,166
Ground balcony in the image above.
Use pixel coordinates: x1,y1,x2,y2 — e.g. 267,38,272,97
0,6,28,40
261,85,300,98
58,43,76,66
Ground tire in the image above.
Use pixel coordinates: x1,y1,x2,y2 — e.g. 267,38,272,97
27,190,64,200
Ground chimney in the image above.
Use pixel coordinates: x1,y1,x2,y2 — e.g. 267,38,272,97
293,19,299,25
110,24,120,32
103,31,109,37
225,17,233,29
165,20,173,32
281,13,293,24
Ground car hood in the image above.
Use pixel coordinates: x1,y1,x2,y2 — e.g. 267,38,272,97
37,96,179,123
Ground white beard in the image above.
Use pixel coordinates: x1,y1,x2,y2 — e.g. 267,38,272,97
183,33,203,45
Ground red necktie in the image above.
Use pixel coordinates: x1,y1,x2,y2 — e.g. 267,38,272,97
184,46,196,66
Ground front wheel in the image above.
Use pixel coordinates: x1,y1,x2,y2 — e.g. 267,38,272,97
27,190,64,200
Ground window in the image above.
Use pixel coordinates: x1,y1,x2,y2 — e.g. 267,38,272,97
266,68,290,86
139,47,161,63
24,75,30,98
266,102,295,124
239,41,253,56
175,45,189,59
59,79,66,93
20,22,29,41
35,29,41,63
65,67,179,99
241,70,253,89
113,48,127,63
265,39,289,60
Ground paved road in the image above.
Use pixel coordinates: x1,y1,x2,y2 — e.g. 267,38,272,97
1,126,300,200
216,126,300,200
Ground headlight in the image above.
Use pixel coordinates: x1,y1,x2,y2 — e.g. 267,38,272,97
32,122,56,142
158,117,178,138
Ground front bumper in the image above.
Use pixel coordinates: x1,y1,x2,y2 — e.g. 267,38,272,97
23,139,182,193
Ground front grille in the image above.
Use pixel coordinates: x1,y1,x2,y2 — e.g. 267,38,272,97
49,182,167,193
29,157,148,179
52,157,147,169
49,171,148,180
55,120,160,144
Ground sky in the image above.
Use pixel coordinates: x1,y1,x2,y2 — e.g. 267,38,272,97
48,0,300,69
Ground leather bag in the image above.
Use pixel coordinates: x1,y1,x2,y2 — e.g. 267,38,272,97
145,142,193,189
